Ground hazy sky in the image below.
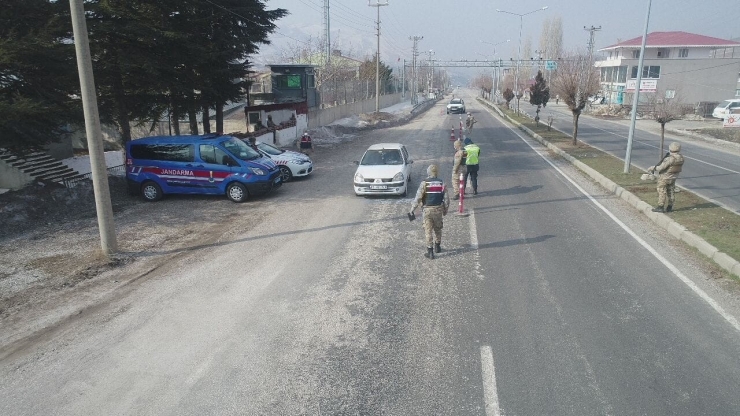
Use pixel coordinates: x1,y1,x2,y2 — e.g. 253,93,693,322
260,0,739,81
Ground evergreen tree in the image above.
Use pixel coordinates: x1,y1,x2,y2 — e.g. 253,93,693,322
0,0,80,150
503,88,514,109
529,70,550,123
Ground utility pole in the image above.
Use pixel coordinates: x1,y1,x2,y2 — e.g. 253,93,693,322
625,0,652,173
584,25,602,63
409,35,423,105
401,58,405,98
324,0,330,65
68,0,117,255
369,0,389,113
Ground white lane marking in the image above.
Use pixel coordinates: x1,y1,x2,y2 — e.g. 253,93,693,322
480,345,502,416
498,119,740,333
469,208,479,250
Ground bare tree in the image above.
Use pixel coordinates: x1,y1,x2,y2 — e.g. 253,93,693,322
550,52,600,145
646,89,691,156
521,36,533,86
539,16,563,61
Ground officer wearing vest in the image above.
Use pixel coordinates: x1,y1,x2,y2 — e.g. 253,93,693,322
410,164,450,259
463,137,481,195
298,132,313,155
648,142,684,212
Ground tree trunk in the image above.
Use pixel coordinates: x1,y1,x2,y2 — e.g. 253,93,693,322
187,94,198,135
572,111,580,145
216,103,224,134
171,105,181,135
112,68,132,145
202,103,211,134
660,123,666,156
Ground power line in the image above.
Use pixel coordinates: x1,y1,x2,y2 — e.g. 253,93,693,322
200,0,311,45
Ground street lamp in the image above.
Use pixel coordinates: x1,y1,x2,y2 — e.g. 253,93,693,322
497,6,548,113
480,39,510,103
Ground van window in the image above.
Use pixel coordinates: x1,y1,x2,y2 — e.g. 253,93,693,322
221,137,261,161
199,144,232,165
130,144,194,162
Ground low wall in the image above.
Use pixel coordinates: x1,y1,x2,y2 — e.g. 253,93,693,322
307,93,403,129
0,160,34,190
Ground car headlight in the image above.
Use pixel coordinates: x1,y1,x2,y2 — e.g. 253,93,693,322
392,172,404,182
250,167,266,175
354,172,364,183
295,159,310,165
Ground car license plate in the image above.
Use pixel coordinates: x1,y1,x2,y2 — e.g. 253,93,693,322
370,185,387,190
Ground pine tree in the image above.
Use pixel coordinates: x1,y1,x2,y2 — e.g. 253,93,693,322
529,70,550,123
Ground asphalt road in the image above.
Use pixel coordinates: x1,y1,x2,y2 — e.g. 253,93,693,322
2,91,740,415
516,101,740,214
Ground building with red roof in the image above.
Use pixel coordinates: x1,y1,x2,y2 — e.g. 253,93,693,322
595,31,740,108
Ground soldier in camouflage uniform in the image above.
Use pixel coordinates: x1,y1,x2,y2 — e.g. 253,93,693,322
648,142,684,213
451,139,465,200
410,164,451,259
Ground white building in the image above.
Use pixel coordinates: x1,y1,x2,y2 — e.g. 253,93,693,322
595,31,740,107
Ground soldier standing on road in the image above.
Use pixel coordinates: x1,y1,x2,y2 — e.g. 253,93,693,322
409,164,450,259
648,142,684,213
463,137,481,195
465,113,477,133
451,139,466,200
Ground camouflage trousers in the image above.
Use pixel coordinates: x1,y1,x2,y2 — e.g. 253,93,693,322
451,171,461,196
657,178,676,207
422,206,445,246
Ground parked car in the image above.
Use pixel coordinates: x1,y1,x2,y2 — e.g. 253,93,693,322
126,134,281,202
254,140,313,183
353,143,413,197
712,99,740,119
446,98,466,114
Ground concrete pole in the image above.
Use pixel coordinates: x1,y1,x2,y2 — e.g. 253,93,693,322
69,0,117,255
369,1,388,112
624,0,652,173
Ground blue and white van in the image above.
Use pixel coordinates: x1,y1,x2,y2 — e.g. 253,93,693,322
126,134,281,202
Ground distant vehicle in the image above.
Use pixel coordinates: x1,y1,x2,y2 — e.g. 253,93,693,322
253,140,313,183
446,98,466,114
353,143,413,197
712,99,740,119
126,134,281,203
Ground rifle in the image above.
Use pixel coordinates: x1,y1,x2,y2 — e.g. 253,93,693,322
651,152,670,174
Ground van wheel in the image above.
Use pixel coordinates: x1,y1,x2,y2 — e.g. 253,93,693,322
226,182,248,202
279,166,292,183
141,181,163,202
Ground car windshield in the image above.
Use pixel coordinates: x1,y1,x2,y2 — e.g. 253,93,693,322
719,100,733,107
222,138,261,161
450,99,462,104
257,142,283,156
361,149,403,165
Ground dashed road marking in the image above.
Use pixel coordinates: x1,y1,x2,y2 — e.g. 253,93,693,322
480,345,502,416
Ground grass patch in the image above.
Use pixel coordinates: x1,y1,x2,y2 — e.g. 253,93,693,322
496,104,740,272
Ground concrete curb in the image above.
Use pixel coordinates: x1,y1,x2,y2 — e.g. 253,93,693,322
476,97,740,279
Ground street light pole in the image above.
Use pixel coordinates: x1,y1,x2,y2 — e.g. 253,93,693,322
480,39,510,103
497,6,548,114
624,0,652,173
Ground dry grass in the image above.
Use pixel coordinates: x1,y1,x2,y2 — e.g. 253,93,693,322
500,106,740,271
688,128,740,144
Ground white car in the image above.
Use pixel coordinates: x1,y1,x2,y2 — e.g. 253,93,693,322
712,99,740,119
255,141,313,182
446,98,466,114
353,143,413,196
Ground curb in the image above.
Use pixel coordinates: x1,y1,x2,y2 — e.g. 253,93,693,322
476,97,740,279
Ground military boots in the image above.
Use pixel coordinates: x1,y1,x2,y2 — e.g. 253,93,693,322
425,247,435,259
434,243,442,253
666,205,673,212
652,206,664,212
